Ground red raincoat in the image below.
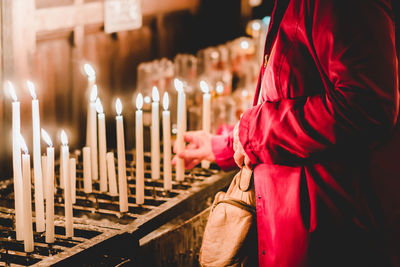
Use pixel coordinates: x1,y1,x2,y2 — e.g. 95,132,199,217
212,0,399,266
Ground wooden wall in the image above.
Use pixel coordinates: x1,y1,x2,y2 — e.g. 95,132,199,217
0,0,260,177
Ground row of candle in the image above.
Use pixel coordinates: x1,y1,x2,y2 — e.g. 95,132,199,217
8,67,212,253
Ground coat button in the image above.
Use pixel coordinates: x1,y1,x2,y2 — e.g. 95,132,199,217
263,54,269,68
262,250,265,255
258,195,261,199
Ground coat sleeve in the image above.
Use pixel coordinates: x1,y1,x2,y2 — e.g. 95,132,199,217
211,133,238,171
239,0,399,165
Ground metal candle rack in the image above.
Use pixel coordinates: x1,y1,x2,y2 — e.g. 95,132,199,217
0,150,234,266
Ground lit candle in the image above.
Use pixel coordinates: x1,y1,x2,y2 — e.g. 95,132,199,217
175,79,186,182
41,155,47,197
84,63,96,146
96,99,108,192
88,85,98,181
200,81,211,169
8,81,24,241
116,99,128,212
83,147,92,194
27,81,45,233
151,87,160,180
19,135,34,252
42,129,54,243
162,93,172,191
106,152,118,196
70,158,76,204
136,94,145,205
61,130,73,237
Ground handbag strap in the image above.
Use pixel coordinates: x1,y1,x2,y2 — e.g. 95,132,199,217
238,167,253,192
215,198,257,215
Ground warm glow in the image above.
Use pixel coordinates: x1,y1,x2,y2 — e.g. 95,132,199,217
240,40,249,50
152,86,160,102
144,96,151,104
96,98,104,114
116,98,122,115
163,92,169,110
84,63,96,82
19,134,28,154
174,78,183,92
27,81,37,100
216,82,224,95
90,85,98,102
200,81,210,94
61,130,68,146
7,81,17,101
41,128,53,147
136,93,143,110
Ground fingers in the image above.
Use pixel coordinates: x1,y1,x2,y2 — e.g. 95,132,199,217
184,131,201,143
185,158,201,169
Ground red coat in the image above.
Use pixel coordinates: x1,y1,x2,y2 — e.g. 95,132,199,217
212,0,399,266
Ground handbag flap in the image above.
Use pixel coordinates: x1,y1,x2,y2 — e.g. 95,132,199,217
239,167,253,192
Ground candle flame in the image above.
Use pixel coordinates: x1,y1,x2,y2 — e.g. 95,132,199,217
251,21,261,31
61,130,68,146
200,81,210,94
41,128,53,147
96,98,103,114
174,78,183,92
19,134,28,154
152,86,160,102
144,96,151,104
116,98,122,115
90,85,98,102
136,93,143,110
163,92,169,110
216,82,224,95
240,40,249,50
27,81,37,99
7,81,17,101
84,63,96,80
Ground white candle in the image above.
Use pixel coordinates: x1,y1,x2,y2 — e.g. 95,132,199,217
9,82,24,241
41,155,47,197
70,158,76,204
27,81,45,233
136,94,145,205
162,93,172,191
106,152,118,196
41,129,54,243
96,99,108,192
175,79,186,182
200,81,211,169
88,85,98,181
151,87,160,180
84,63,96,146
19,135,34,252
83,147,92,194
61,130,73,237
116,99,128,212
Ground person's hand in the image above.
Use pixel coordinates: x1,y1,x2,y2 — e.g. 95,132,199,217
233,121,252,169
172,131,215,169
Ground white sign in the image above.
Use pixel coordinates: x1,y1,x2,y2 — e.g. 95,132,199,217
104,0,142,34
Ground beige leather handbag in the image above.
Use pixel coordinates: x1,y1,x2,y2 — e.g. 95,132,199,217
199,167,258,267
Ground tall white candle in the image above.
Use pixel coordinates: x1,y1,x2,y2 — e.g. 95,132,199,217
200,81,211,169
41,129,54,243
9,82,24,241
19,135,34,252
42,155,47,197
151,87,160,180
106,152,118,196
96,99,108,192
84,63,96,146
88,85,98,181
70,158,76,204
61,130,73,237
27,81,45,233
162,93,172,191
135,94,145,205
83,147,92,194
175,79,186,182
116,99,128,212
